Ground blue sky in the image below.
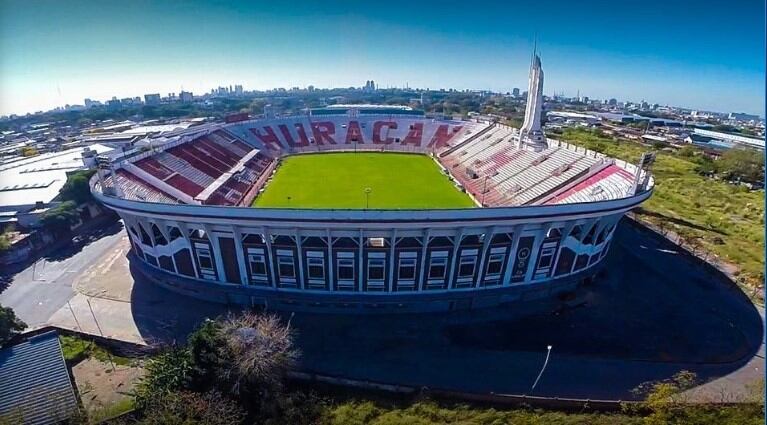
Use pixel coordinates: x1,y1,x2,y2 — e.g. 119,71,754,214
1,0,764,116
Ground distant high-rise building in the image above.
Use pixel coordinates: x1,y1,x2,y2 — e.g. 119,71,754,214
263,104,275,119
307,85,315,92
512,87,520,97
518,49,547,151
144,93,161,105
235,84,243,95
180,91,193,103
363,80,376,92
84,98,94,108
107,97,122,110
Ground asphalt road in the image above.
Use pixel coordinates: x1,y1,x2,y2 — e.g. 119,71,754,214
0,221,125,327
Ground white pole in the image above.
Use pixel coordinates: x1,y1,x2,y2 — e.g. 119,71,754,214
531,345,552,393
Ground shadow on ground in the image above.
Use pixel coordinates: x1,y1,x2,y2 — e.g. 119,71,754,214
0,218,123,293
127,220,763,400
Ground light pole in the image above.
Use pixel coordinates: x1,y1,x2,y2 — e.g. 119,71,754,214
481,175,489,206
364,187,372,209
530,345,552,393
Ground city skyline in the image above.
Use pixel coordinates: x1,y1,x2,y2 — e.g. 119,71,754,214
1,0,764,116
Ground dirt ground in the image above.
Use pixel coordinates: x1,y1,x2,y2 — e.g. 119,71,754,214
72,357,144,414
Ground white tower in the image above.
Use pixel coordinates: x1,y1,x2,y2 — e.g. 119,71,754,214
518,47,548,151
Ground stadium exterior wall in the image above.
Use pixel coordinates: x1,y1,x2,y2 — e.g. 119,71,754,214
92,179,651,313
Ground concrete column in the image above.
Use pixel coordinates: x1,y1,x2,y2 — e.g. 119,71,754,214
326,229,334,292
263,227,276,289
550,221,575,276
570,218,598,274
387,229,397,292
417,230,430,291
201,224,226,284
137,219,156,248
524,224,551,283
295,231,304,289
358,229,364,292
175,221,199,279
447,229,464,290
153,219,177,273
474,226,495,287
231,225,249,285
502,226,523,286
589,219,609,256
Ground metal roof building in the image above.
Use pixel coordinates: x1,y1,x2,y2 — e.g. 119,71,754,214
0,331,79,424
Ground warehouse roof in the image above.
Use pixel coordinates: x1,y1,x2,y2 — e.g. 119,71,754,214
0,331,78,424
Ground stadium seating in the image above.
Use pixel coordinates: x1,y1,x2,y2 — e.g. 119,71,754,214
113,170,178,203
114,118,639,208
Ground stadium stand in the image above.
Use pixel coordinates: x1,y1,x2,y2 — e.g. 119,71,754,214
109,118,642,208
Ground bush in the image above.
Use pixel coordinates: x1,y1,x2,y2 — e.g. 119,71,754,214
60,170,96,204
132,391,245,425
217,312,300,395
134,347,193,410
0,305,26,346
40,201,80,232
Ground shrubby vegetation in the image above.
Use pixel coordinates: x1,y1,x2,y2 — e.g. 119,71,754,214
120,311,764,425
130,312,318,424
60,169,97,205
40,201,80,233
554,128,764,296
0,305,26,346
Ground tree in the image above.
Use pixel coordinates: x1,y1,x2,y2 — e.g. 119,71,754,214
217,313,299,396
59,170,96,204
40,201,80,233
0,305,27,346
716,148,764,184
0,225,15,252
188,319,230,392
134,347,193,410
184,313,303,421
20,146,39,157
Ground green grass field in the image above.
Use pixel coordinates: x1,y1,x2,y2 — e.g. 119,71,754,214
253,152,475,209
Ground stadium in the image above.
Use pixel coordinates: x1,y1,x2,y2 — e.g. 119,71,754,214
90,54,655,312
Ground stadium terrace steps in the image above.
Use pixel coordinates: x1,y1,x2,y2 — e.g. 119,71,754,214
546,164,636,204
113,170,178,203
438,122,495,157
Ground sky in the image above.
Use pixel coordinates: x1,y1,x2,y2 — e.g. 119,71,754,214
0,0,764,116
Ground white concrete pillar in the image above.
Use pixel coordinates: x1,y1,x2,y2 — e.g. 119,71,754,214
263,227,276,289
201,224,226,284
326,229,334,292
417,230,430,292
524,224,552,283
502,225,523,286
474,226,495,287
447,229,464,290
231,225,249,285
387,229,397,292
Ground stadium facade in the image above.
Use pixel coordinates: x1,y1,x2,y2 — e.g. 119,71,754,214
91,53,655,312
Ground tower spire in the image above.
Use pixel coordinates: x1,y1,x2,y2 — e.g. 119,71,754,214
518,43,548,152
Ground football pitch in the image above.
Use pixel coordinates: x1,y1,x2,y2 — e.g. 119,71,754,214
252,152,475,209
